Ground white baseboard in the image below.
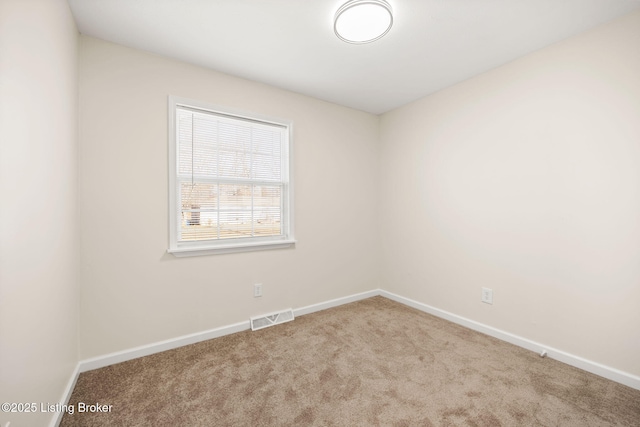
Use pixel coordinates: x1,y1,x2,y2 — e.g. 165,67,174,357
50,363,80,427
54,291,380,425
60,286,637,411
77,289,380,373
79,321,250,373
379,289,640,391
293,289,380,317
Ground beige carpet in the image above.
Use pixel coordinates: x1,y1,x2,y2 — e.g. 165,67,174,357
61,297,640,426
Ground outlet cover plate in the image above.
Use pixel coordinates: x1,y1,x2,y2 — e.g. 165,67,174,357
481,287,493,304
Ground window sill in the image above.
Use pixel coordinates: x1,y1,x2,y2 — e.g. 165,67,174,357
168,239,296,257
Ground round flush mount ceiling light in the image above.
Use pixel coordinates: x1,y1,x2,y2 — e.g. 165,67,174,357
334,0,393,44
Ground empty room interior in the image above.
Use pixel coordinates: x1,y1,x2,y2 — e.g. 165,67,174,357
1,0,640,425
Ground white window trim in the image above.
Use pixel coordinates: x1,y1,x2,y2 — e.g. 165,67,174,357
167,96,295,257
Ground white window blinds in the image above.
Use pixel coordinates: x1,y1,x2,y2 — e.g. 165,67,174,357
169,97,293,256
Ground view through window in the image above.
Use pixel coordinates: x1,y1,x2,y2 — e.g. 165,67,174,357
168,97,293,256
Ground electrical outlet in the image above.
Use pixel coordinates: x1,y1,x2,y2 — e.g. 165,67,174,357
481,287,493,304
254,283,263,298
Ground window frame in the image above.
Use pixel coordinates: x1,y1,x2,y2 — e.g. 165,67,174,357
167,96,295,257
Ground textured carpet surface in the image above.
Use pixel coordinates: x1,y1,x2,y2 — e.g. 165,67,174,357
61,296,640,426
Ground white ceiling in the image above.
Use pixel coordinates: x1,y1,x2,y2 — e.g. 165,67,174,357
67,0,640,114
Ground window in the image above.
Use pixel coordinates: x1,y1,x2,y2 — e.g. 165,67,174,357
168,96,294,256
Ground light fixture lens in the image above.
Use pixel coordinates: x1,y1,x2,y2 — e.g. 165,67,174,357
334,0,393,44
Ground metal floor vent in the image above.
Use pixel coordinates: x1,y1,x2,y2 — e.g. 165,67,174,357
250,308,294,331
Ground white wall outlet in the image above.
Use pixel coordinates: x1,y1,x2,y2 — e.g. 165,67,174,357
481,287,493,304
254,283,263,298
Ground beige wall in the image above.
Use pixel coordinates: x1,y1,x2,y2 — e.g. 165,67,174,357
0,0,79,425
380,11,640,376
78,37,381,359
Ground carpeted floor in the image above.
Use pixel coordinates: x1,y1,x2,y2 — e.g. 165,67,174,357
61,296,640,426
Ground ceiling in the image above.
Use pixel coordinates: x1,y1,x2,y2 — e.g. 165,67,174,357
67,0,640,114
